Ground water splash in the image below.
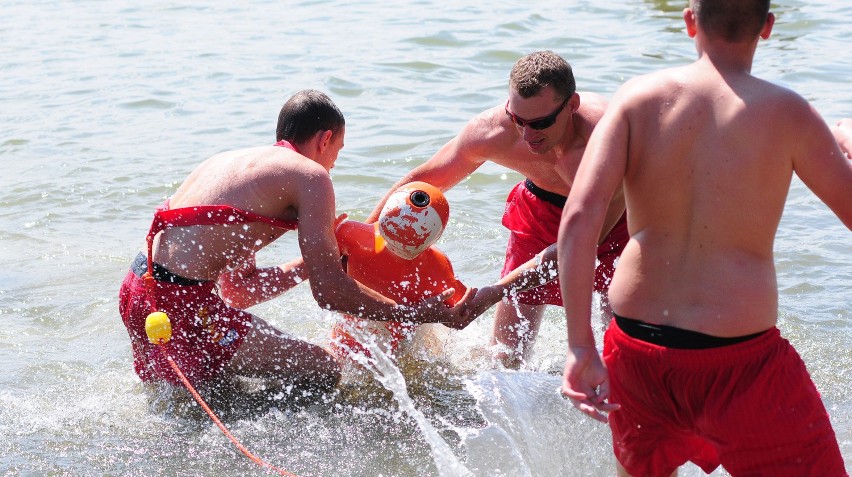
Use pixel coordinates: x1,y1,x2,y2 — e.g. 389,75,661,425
460,370,613,477
343,325,474,477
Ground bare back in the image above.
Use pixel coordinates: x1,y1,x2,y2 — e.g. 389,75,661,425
609,58,851,335
152,145,332,281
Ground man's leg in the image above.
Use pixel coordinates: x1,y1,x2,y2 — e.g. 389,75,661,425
491,300,546,369
227,317,341,394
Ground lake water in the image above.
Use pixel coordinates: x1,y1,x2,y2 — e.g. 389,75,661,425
1,1,850,476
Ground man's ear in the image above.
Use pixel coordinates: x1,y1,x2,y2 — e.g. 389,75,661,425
683,8,697,38
317,129,333,153
760,12,775,40
568,91,580,114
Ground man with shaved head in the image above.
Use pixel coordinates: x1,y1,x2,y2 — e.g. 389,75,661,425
558,1,850,475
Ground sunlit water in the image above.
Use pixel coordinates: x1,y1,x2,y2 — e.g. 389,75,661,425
1,1,850,476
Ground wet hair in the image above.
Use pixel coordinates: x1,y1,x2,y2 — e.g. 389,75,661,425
691,0,770,42
275,89,345,143
509,50,576,100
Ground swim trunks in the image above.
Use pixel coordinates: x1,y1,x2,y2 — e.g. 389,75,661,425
119,253,253,385
603,317,846,477
613,314,767,349
500,179,628,305
118,192,299,385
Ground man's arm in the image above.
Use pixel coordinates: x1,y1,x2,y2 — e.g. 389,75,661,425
794,110,852,230
831,118,852,160
217,256,308,309
297,170,464,323
457,245,559,323
558,90,631,423
365,113,497,222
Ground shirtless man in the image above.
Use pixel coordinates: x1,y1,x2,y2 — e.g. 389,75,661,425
119,90,467,395
367,51,628,368
557,2,851,476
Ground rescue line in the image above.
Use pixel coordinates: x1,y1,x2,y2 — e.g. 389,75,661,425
144,312,298,477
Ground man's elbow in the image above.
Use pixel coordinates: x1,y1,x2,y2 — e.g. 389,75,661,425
217,280,259,310
313,293,335,311
221,291,251,310
310,281,343,312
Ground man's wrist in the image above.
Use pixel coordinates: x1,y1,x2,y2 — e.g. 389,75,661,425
391,302,413,322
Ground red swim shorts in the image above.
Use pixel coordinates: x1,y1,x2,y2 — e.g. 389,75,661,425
500,180,628,305
118,260,253,385
603,320,846,477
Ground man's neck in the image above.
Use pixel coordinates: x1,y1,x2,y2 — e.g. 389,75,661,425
274,139,301,153
553,110,588,157
695,38,759,75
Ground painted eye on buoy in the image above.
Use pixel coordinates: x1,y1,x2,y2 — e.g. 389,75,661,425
409,190,430,207
377,181,450,260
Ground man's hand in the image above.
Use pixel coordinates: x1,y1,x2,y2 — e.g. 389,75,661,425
334,213,349,229
394,287,484,329
561,345,620,423
437,287,481,329
444,285,505,328
396,288,456,324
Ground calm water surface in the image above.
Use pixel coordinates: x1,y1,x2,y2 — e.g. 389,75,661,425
1,1,850,476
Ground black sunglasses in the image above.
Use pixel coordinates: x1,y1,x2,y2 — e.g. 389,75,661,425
505,97,570,130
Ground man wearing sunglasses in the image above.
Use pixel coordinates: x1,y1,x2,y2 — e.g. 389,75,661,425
366,50,628,368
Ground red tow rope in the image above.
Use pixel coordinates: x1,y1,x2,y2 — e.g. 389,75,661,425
145,313,298,477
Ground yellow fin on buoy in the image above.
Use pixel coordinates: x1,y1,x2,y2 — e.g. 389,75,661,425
374,222,386,253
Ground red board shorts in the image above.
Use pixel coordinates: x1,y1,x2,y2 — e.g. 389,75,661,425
118,253,253,385
603,319,846,477
500,180,628,305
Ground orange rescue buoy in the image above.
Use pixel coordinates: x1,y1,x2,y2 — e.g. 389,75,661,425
331,182,466,357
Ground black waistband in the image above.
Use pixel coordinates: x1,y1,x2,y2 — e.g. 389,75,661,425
614,314,767,349
524,179,567,208
130,252,208,287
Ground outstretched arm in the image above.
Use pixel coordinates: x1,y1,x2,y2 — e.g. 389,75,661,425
365,113,498,222
218,256,308,309
460,189,626,327
459,245,559,323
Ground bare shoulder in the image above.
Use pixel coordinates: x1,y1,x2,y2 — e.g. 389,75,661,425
177,145,277,190
743,78,825,139
201,145,281,166
456,105,518,155
234,145,334,203
576,91,608,123
171,145,332,214
271,149,332,192
291,166,336,236
615,68,685,108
